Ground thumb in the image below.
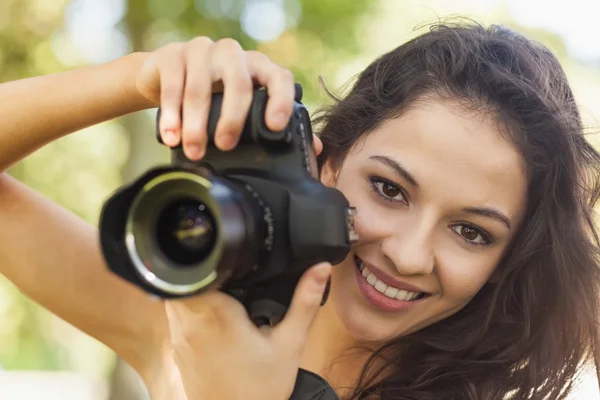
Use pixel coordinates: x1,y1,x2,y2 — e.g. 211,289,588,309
272,262,332,351
312,134,323,156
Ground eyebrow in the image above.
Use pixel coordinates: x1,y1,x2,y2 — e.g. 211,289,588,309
368,155,512,230
462,207,512,230
369,155,419,187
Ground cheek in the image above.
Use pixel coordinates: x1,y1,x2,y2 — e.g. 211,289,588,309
435,245,501,301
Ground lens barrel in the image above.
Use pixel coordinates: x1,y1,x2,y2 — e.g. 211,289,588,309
124,168,265,295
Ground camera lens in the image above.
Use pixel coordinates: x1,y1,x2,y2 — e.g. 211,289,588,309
156,199,217,266
116,167,268,296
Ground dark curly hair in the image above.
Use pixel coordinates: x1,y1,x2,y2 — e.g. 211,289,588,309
314,20,600,399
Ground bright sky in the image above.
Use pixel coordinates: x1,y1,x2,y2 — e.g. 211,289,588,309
506,0,600,61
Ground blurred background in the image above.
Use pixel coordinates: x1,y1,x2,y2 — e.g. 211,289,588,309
0,0,599,398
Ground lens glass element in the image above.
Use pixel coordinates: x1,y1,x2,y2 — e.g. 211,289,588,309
155,199,217,266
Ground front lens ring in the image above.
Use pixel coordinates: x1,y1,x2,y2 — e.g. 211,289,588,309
125,170,245,295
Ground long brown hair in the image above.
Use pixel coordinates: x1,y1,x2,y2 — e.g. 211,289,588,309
315,20,600,399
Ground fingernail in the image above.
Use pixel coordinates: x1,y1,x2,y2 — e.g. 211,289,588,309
186,145,203,160
163,129,178,145
217,134,234,150
313,262,332,286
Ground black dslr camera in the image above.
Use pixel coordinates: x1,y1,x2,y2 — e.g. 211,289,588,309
99,84,357,325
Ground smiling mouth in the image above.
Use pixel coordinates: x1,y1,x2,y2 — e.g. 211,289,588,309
354,256,428,302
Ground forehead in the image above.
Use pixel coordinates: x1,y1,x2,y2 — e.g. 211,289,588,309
348,100,528,218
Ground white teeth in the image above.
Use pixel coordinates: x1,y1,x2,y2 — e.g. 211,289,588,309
359,262,422,301
374,280,387,293
396,290,409,300
366,273,377,285
384,286,399,298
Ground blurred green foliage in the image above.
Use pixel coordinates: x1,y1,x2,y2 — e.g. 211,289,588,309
125,0,374,104
0,2,599,398
0,0,378,376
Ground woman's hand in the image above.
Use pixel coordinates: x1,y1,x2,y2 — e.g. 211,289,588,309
134,37,323,160
164,262,332,400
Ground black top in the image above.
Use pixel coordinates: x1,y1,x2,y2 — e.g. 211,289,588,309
290,369,340,400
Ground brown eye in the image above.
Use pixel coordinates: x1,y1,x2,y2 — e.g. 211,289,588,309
451,224,490,246
460,226,478,241
371,179,407,204
382,183,401,198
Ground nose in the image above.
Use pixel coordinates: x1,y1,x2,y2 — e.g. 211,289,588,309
381,222,435,276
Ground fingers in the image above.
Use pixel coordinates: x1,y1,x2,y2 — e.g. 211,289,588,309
181,37,215,160
313,134,323,156
155,38,298,159
156,43,186,148
247,51,295,132
272,262,332,353
211,39,254,151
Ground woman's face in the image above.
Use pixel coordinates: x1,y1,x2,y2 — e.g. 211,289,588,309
320,99,528,343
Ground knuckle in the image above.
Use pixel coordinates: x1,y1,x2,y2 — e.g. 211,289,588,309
183,37,214,60
190,36,214,46
164,42,185,55
279,67,294,83
246,50,270,64
216,37,242,52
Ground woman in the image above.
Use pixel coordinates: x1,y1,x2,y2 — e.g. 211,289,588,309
1,20,599,399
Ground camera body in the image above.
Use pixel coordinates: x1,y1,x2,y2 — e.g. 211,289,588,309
99,85,357,325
